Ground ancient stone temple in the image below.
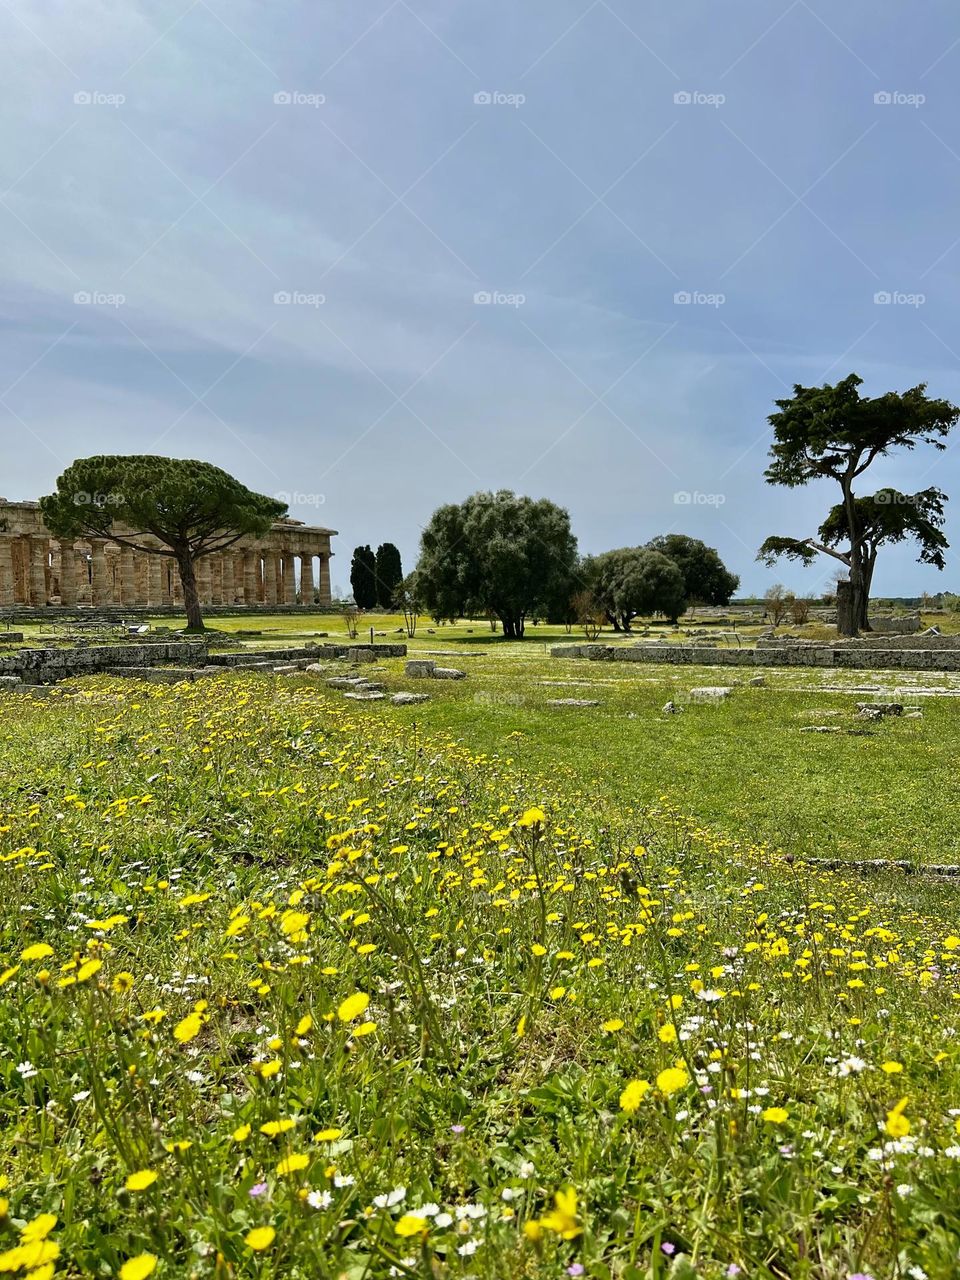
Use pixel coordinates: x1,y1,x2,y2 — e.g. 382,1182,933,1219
0,500,336,608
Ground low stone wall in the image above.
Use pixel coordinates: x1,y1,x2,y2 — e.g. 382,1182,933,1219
205,643,406,666
0,640,408,684
0,641,209,683
550,643,960,672
0,604,340,624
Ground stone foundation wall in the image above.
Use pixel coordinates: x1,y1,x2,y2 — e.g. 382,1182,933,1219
550,643,960,672
0,640,408,683
0,641,209,682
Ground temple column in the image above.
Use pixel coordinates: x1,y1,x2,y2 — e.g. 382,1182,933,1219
263,551,278,605
148,556,163,606
29,537,48,606
300,552,314,604
243,551,257,603
0,534,15,606
196,556,212,604
318,554,331,605
222,552,235,605
89,540,107,606
59,541,77,606
207,555,221,604
282,550,296,604
120,546,136,606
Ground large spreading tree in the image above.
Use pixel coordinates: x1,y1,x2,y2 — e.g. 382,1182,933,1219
756,374,958,635
584,547,687,631
647,534,739,605
40,456,286,631
416,491,577,637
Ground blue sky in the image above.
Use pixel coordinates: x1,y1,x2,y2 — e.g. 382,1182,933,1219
3,0,960,596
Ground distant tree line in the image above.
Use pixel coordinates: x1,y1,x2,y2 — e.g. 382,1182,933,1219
385,491,742,639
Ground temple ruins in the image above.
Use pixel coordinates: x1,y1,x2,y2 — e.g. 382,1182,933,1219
0,500,336,608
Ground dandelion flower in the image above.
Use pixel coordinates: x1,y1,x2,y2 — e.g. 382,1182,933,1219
619,1079,651,1112
124,1170,158,1192
656,1067,690,1096
120,1255,158,1280
245,1226,276,1251
761,1108,789,1124
395,1214,429,1237
336,992,370,1023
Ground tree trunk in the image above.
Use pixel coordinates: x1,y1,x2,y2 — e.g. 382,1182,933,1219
176,550,205,632
836,579,857,637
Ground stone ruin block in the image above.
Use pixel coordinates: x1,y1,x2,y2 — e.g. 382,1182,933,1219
405,660,437,678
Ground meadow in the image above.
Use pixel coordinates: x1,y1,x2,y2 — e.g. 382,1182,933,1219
0,647,959,1280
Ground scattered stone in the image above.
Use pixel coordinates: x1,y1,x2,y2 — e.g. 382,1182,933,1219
326,676,365,689
348,648,377,664
662,700,681,714
391,692,430,705
856,702,904,718
922,625,942,636
432,667,466,680
405,659,436,678
546,698,600,707
904,710,924,718
343,690,385,701
0,675,23,689
749,676,766,687
690,686,733,703
800,725,841,733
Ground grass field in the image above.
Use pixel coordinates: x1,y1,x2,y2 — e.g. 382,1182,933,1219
1,617,959,1278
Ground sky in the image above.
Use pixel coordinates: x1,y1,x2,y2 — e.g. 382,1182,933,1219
2,0,960,598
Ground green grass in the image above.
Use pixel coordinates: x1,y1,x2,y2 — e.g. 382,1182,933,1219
1,672,960,1280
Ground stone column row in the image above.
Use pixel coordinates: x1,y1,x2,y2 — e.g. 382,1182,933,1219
0,538,333,609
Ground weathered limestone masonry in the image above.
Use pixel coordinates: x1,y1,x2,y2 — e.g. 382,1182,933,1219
0,641,209,683
0,500,336,609
551,642,960,673
0,642,407,684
